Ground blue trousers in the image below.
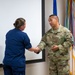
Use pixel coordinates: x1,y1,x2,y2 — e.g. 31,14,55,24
3,65,25,75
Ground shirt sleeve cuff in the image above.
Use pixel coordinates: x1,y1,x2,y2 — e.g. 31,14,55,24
26,44,32,49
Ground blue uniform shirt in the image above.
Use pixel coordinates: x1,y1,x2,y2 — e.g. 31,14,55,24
3,28,32,67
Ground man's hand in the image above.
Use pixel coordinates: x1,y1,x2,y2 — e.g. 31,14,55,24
34,47,40,54
51,45,59,51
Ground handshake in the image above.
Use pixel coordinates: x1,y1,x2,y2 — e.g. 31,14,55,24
34,47,41,54
29,46,41,54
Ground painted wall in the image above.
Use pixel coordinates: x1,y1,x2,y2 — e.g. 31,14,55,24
0,0,65,75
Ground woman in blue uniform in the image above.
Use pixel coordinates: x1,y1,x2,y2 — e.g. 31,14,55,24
3,18,39,75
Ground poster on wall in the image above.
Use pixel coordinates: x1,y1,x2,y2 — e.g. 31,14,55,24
0,0,45,66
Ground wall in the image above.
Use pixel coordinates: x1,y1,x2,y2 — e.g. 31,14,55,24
0,0,65,75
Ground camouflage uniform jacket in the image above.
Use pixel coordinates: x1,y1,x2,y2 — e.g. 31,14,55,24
38,25,73,61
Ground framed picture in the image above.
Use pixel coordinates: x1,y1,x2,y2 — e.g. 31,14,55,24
0,0,45,67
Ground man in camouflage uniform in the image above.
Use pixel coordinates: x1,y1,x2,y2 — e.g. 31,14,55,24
35,14,73,75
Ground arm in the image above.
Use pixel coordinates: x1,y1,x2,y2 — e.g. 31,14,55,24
30,34,47,54
37,34,47,51
23,33,41,53
58,31,73,54
29,33,47,53
28,47,40,53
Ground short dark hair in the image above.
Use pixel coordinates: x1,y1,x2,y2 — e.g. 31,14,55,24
13,18,26,29
49,14,57,17
49,14,59,21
